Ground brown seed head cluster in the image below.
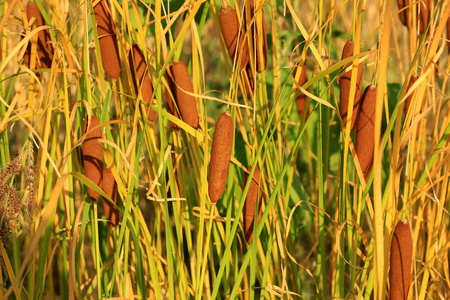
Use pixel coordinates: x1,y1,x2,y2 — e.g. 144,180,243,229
339,39,363,131
243,166,263,244
82,115,104,201
390,220,413,300
404,75,418,116
102,168,120,228
294,65,309,121
129,44,156,122
93,0,120,79
397,0,430,34
25,2,53,70
165,61,199,129
355,85,377,180
219,4,249,71
208,112,234,204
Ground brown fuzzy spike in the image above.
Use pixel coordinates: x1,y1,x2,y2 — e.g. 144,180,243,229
390,220,413,300
243,166,263,244
397,0,409,26
26,2,53,69
129,44,156,122
102,168,120,228
166,61,199,129
219,5,249,70
208,113,234,204
339,39,363,131
419,0,430,34
294,65,310,121
93,0,120,79
82,115,103,201
404,75,418,116
356,85,376,180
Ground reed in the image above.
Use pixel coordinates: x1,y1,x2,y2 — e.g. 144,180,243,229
243,166,263,244
355,85,377,180
82,115,103,202
25,2,53,69
166,61,199,129
102,168,120,228
219,1,248,70
93,0,120,79
339,39,363,130
129,44,156,122
390,220,413,300
247,3,267,73
208,112,234,204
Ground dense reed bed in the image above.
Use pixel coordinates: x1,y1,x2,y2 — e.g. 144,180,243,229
0,0,449,299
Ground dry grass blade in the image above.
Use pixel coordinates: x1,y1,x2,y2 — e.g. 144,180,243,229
93,0,120,79
247,4,267,73
208,112,234,204
390,220,413,300
339,39,363,131
82,115,103,202
404,75,418,116
129,44,156,122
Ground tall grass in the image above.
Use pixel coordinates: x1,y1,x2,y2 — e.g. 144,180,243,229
0,0,449,299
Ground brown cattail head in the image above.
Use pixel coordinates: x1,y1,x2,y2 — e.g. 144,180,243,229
166,61,199,129
339,39,363,131
208,112,234,204
93,0,120,79
244,64,255,96
397,0,409,26
129,44,156,122
247,4,267,73
25,2,53,69
390,220,413,300
419,0,430,34
356,85,377,180
102,168,120,228
219,4,249,71
243,166,263,244
404,75,418,116
82,115,103,202
294,65,310,121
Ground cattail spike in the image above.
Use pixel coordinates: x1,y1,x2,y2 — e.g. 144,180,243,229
208,113,234,204
294,65,310,121
339,39,363,131
82,115,104,201
355,85,376,181
243,166,263,244
102,168,120,228
390,220,413,300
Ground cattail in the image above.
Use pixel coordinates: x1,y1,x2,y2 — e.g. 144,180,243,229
397,0,409,27
419,0,430,34
244,64,255,96
102,168,120,228
219,3,249,71
93,0,120,79
355,85,376,180
208,112,234,204
390,220,413,300
247,4,267,73
243,166,263,244
82,115,103,202
165,61,199,129
129,44,156,122
25,2,53,69
339,39,363,131
404,75,418,116
294,65,310,120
